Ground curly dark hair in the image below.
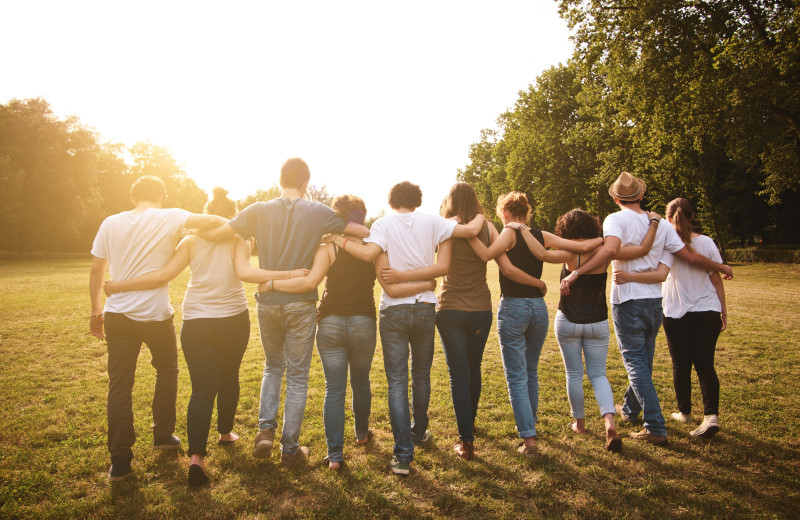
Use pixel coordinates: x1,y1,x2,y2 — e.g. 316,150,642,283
332,194,367,225
554,209,602,239
388,181,422,210
496,191,531,222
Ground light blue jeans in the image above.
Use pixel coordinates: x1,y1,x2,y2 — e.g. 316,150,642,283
612,298,667,436
379,303,436,464
497,297,549,438
316,314,377,463
554,311,614,419
257,301,317,455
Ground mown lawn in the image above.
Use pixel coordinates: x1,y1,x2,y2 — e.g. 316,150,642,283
0,259,798,519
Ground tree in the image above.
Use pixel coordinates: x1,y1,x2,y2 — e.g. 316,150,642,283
128,142,207,213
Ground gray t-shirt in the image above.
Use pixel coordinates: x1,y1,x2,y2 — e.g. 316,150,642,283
229,197,346,305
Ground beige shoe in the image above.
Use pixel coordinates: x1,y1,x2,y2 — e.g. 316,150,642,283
280,446,310,467
670,412,691,423
517,443,537,459
252,428,275,458
629,429,668,446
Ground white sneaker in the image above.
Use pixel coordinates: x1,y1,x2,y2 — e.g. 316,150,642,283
670,412,691,423
690,415,720,438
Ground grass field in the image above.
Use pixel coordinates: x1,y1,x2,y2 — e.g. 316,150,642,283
1,259,799,519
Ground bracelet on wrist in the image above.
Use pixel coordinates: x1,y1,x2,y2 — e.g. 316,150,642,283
89,314,103,319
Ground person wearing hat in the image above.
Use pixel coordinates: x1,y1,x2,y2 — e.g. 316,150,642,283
560,171,732,445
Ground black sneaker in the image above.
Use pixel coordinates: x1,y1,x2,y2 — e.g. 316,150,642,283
187,464,210,487
109,460,132,481
154,434,181,450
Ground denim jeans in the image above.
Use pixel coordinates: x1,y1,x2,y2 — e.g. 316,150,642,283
379,303,436,463
496,297,549,438
316,314,377,463
104,312,179,464
612,298,667,436
181,310,250,457
554,311,614,419
257,301,317,455
436,309,493,443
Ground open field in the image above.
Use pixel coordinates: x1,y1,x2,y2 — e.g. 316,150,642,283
1,259,799,519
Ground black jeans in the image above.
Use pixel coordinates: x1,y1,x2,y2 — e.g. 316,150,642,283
104,312,179,464
180,310,250,457
662,311,722,416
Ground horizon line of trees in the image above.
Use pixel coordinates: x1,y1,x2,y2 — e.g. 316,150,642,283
458,0,800,247
0,98,333,253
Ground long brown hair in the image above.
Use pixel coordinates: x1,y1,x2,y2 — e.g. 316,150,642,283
666,198,695,249
440,182,484,224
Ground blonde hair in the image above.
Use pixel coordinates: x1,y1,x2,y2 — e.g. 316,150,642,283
496,191,531,222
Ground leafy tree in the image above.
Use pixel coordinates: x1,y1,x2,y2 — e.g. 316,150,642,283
237,186,281,210
128,142,207,213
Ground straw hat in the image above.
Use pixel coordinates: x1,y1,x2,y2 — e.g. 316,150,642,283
608,171,646,202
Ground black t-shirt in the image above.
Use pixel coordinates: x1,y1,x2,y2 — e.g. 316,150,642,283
317,246,377,321
499,228,545,298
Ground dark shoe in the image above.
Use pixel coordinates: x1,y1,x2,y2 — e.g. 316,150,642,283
252,429,275,458
615,404,636,424
412,430,433,446
454,441,474,461
187,464,209,487
629,429,668,446
153,434,181,450
109,460,132,481
390,456,410,475
605,433,623,453
280,446,309,467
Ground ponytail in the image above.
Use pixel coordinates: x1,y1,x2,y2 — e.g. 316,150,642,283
666,198,695,250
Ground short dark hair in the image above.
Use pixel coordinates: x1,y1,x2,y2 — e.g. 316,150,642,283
279,158,311,189
555,209,602,239
332,194,367,225
130,176,167,203
388,181,422,210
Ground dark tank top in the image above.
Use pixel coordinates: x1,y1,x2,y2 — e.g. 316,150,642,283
558,255,608,324
499,228,545,298
317,246,377,321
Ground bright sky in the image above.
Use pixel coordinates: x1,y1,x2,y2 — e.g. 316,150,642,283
1,0,573,216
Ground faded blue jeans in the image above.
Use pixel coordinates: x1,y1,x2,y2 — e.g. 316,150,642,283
316,314,377,463
554,311,614,419
497,297,549,438
257,301,317,455
379,303,436,464
612,298,667,436
436,309,493,443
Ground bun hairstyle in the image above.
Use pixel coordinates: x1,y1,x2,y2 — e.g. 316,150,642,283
666,198,695,249
496,191,531,222
441,182,484,224
331,194,367,225
555,209,602,239
206,186,237,219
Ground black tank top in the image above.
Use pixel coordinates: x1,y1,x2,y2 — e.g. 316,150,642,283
317,246,377,321
499,228,545,298
558,255,608,324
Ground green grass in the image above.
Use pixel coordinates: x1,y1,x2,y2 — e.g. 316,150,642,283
1,259,799,519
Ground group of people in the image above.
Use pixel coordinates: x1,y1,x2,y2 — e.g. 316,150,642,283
88,160,732,485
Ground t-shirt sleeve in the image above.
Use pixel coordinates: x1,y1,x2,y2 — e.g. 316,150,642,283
659,250,675,269
663,224,686,253
229,203,259,240
699,235,723,264
90,219,110,258
170,208,192,235
435,216,458,243
316,204,347,234
364,218,387,251
603,213,624,239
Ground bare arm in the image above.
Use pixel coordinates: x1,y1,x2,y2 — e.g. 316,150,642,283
259,245,334,294
195,222,237,242
343,221,370,238
233,237,308,283
494,253,547,295
104,238,193,295
613,262,670,285
185,213,229,230
673,246,732,279
451,213,485,239
709,272,728,332
380,240,452,283
89,256,108,340
374,252,436,298
513,227,577,264
615,212,659,260
468,227,516,262
541,230,603,254
327,234,383,262
561,235,621,295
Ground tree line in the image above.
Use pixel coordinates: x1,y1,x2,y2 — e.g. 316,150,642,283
0,98,333,253
458,0,800,247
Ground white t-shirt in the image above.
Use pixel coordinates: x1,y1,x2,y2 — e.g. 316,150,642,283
91,207,191,321
604,209,685,304
662,234,723,318
182,237,248,320
365,212,457,310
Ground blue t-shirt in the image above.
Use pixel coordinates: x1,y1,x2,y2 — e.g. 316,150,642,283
230,198,346,305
